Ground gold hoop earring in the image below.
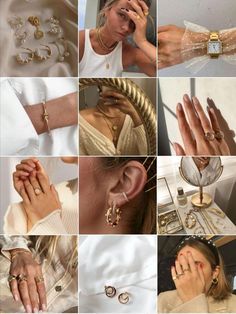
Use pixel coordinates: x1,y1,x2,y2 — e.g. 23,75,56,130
16,47,34,64
212,277,218,285
105,201,122,227
34,45,52,61
118,292,130,304
105,286,116,297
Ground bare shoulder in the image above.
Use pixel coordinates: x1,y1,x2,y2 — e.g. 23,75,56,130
79,30,85,62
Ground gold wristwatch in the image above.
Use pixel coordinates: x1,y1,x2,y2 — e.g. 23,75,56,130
207,31,222,58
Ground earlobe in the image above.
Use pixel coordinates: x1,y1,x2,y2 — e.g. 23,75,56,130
107,161,147,207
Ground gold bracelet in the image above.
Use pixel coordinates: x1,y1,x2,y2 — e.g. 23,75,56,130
42,101,51,134
11,250,32,261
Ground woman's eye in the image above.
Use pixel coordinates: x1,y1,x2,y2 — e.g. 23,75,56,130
118,12,126,19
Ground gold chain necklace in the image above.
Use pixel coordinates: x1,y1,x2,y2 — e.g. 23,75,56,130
96,28,118,70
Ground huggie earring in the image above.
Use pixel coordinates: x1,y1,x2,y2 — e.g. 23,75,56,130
105,286,116,297
105,201,122,227
47,16,62,35
28,16,44,39
118,292,130,304
34,45,52,61
212,277,218,285
16,47,34,64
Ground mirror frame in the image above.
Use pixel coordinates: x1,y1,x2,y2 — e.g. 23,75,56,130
179,157,223,187
79,78,157,155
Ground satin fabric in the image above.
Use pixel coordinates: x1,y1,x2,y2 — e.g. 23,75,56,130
0,0,78,77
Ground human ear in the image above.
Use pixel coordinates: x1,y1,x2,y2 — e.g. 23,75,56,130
107,161,147,207
212,265,220,279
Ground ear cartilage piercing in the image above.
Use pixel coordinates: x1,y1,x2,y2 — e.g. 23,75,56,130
16,47,34,64
122,192,129,202
47,16,62,35
34,45,52,61
28,16,44,39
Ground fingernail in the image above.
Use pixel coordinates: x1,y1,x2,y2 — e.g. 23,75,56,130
192,96,198,105
42,304,47,311
14,294,19,301
177,103,182,111
26,305,32,313
183,94,190,101
33,308,39,313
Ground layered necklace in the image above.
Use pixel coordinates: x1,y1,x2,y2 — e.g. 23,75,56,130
96,28,118,70
96,104,121,145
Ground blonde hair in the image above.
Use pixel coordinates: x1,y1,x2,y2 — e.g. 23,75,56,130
101,157,156,234
177,238,232,301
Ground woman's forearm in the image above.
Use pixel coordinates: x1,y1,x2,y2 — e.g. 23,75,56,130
138,40,157,63
24,92,78,134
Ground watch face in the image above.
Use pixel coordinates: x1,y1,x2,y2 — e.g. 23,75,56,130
207,41,222,55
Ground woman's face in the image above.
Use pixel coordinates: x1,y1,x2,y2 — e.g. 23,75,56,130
104,0,138,40
177,245,218,293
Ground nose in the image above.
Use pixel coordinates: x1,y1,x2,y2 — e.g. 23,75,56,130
121,20,130,33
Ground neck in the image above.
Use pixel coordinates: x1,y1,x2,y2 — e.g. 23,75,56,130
98,26,118,49
96,102,121,116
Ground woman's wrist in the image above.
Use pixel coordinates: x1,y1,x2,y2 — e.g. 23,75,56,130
24,92,78,135
10,249,32,261
128,109,142,127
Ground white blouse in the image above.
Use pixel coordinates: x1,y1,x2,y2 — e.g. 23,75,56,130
79,235,157,313
79,114,148,155
0,78,78,156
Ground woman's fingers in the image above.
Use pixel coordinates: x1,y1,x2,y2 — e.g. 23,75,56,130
20,187,30,204
9,278,20,303
175,260,183,275
36,277,47,311
27,278,40,313
36,172,50,193
179,254,190,272
127,0,145,18
176,102,196,153
101,90,125,100
187,251,198,275
192,96,214,135
16,164,34,173
197,263,205,286
137,0,149,13
13,170,30,179
207,98,221,132
20,159,38,169
29,175,44,194
182,94,205,141
23,180,36,203
18,280,32,313
172,142,186,156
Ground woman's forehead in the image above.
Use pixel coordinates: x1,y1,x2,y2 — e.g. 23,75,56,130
115,0,140,9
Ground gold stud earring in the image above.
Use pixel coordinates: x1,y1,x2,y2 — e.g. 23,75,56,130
118,292,130,304
16,47,34,64
34,45,52,61
28,16,44,39
105,201,122,227
105,286,116,297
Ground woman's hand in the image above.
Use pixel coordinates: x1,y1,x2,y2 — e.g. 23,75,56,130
173,94,230,156
100,90,142,127
171,251,205,303
9,249,46,313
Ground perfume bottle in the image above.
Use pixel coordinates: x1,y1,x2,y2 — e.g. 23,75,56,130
177,187,187,207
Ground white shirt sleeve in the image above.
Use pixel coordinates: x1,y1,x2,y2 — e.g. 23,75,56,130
0,79,39,155
0,236,31,260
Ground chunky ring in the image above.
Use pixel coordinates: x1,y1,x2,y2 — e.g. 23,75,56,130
144,11,149,16
118,292,130,304
204,131,215,141
215,130,224,140
8,275,17,283
183,268,190,272
105,285,116,297
16,274,27,282
34,187,42,195
177,273,184,278
35,275,44,283
172,276,177,281
135,14,141,20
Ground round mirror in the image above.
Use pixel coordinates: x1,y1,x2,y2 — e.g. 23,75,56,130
179,157,223,187
179,157,223,208
79,78,157,155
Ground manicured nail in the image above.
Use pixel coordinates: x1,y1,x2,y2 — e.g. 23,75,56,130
42,304,47,311
183,94,190,101
26,305,32,313
14,294,19,301
177,103,182,111
33,308,39,313
192,96,199,106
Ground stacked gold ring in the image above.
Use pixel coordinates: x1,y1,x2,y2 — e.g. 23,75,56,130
16,274,27,282
35,275,44,283
8,275,17,283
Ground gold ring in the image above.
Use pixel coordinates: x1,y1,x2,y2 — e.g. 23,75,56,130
215,130,224,140
144,11,149,16
177,273,184,278
35,275,44,283
204,131,215,141
16,274,27,282
172,276,177,281
34,188,42,195
8,275,17,283
135,14,141,20
183,268,190,272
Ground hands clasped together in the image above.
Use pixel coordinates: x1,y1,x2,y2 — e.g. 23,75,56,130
13,158,61,230
173,94,230,156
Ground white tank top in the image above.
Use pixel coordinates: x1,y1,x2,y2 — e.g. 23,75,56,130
79,29,123,77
